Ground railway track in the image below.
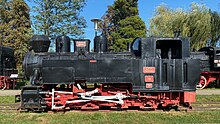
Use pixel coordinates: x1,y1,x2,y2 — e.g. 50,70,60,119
191,102,220,111
0,102,219,112
0,103,19,111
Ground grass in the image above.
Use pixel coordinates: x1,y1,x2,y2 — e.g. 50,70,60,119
196,95,220,102
0,111,219,124
0,96,15,104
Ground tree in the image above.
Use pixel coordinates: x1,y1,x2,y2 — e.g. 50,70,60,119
149,5,187,37
31,0,86,40
111,0,138,26
186,3,211,49
111,16,146,51
149,3,211,50
210,11,220,46
102,0,146,51
0,0,32,74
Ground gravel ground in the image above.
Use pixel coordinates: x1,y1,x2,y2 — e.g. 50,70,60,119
196,89,220,95
0,89,219,96
0,90,20,96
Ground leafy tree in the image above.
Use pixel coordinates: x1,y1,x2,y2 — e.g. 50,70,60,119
149,3,211,50
210,11,220,46
102,0,146,51
101,6,114,43
31,0,86,40
111,0,138,26
186,3,211,49
0,0,32,74
111,16,146,51
149,5,187,37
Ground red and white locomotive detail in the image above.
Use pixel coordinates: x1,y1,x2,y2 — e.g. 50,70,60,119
37,83,195,111
0,75,17,90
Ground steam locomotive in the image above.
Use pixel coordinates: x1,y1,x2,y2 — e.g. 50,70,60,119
195,47,220,89
20,34,201,112
0,46,17,90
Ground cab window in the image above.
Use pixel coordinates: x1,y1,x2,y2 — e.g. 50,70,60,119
131,38,141,57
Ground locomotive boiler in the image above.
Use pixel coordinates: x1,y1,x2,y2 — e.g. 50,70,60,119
20,34,201,112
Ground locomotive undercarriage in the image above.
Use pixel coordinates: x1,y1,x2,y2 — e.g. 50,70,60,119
197,71,220,89
0,76,17,90
20,82,195,112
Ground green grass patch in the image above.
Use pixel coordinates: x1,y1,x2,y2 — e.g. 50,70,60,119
0,96,15,104
0,111,219,124
196,95,220,102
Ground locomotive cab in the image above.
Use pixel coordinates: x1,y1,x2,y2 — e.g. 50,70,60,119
130,37,200,91
156,40,182,59
132,37,190,59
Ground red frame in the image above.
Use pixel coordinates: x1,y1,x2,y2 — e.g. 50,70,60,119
41,83,195,111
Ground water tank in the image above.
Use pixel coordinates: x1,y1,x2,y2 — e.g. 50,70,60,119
30,35,50,52
56,35,71,52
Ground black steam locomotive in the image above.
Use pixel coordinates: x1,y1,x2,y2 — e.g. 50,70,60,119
195,47,220,89
0,46,17,89
20,34,201,112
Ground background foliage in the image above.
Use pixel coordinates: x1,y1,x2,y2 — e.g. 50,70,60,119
31,0,87,40
102,0,146,51
0,0,32,73
149,3,220,50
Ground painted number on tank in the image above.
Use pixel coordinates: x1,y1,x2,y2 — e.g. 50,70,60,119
146,83,153,89
76,41,86,47
143,67,155,73
145,76,154,82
